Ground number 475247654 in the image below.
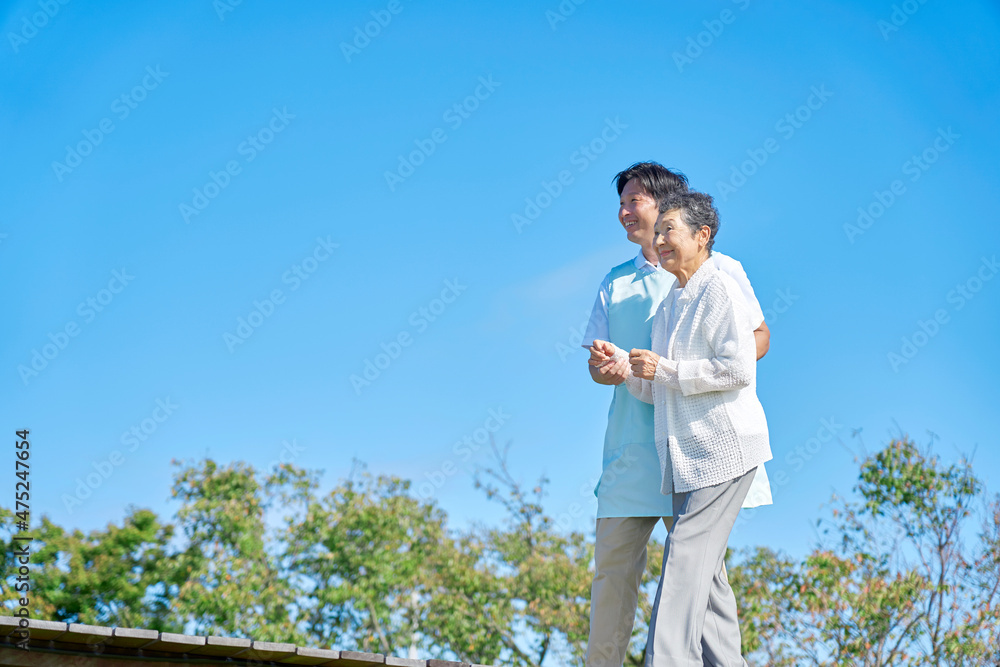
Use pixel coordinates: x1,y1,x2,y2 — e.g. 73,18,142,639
15,429,30,522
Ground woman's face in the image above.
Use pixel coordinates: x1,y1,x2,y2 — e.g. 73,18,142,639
653,209,708,275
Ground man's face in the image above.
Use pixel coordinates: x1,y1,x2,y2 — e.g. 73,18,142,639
618,178,659,253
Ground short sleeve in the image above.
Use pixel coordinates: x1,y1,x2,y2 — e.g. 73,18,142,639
713,252,765,329
581,273,612,348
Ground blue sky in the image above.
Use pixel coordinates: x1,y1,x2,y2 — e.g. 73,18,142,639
3,0,1000,563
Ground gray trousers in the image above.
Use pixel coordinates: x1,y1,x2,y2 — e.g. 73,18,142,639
645,468,757,667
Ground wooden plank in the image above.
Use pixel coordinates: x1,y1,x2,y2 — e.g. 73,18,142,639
141,631,205,653
0,619,66,642
61,622,113,647
187,634,252,657
279,645,342,665
245,640,297,661
110,626,159,649
336,650,387,666
385,657,427,667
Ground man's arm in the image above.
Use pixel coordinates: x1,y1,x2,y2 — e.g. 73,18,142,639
583,275,618,384
713,253,769,360
754,320,770,360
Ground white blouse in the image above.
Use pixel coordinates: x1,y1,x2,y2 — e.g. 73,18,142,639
582,251,765,349
610,257,773,494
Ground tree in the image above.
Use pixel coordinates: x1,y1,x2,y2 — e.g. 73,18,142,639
464,439,593,666
731,437,1000,666
726,545,800,666
0,507,177,630
168,459,308,644
282,463,449,655
3,435,997,667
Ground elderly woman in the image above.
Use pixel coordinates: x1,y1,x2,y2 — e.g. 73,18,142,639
594,191,771,666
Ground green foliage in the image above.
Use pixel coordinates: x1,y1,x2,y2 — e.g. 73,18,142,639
0,507,177,630
284,469,447,654
169,459,307,643
2,435,997,667
727,546,800,666
731,437,1000,666
0,446,594,665
469,442,592,665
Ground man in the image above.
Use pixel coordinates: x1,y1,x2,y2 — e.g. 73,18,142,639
582,162,770,667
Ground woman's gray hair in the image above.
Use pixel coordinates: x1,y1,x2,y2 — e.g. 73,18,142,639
658,191,720,255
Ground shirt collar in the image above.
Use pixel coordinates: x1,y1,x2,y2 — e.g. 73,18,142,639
633,251,665,273
676,256,718,302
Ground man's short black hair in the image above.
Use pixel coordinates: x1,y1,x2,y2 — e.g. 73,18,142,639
613,162,689,202
660,191,720,255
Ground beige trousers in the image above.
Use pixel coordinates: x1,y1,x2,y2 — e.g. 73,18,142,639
586,516,672,667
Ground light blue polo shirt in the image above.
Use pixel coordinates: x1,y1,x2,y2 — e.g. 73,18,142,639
584,253,676,518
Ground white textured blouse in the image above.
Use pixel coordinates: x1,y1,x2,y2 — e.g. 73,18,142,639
610,256,773,494
582,251,765,349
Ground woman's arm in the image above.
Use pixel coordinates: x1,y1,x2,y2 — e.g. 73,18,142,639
671,279,756,396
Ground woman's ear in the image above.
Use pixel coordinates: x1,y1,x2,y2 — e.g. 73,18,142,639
699,225,711,248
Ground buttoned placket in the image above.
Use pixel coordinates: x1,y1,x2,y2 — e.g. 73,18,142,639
665,259,716,362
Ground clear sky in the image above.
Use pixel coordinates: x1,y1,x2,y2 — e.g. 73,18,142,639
3,0,999,561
